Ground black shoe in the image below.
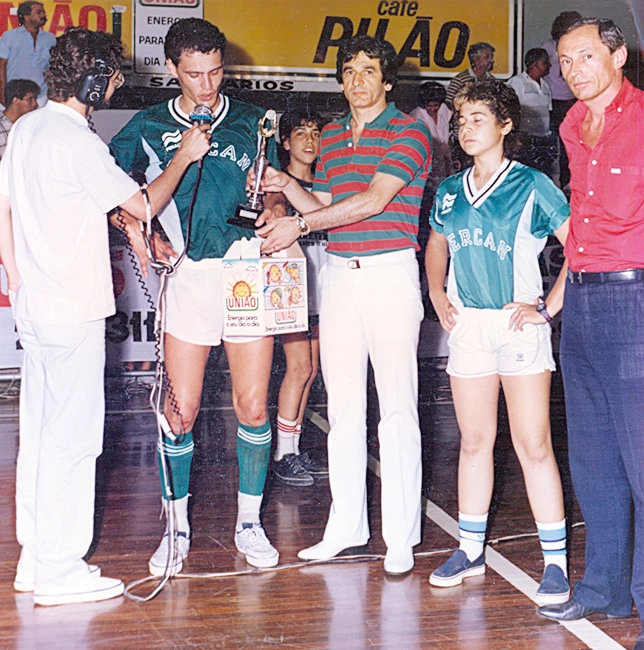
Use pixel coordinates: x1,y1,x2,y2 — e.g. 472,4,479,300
538,599,596,621
633,632,644,650
297,451,329,477
273,454,314,486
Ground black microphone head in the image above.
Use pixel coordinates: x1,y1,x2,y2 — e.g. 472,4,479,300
190,104,213,125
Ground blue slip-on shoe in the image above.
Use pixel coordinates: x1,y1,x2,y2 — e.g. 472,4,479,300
429,549,485,587
535,564,571,605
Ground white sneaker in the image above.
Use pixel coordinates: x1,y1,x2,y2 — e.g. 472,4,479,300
15,563,100,593
235,523,279,568
148,531,191,577
34,574,124,606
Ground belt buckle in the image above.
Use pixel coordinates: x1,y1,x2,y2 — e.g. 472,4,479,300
577,272,583,284
348,259,360,269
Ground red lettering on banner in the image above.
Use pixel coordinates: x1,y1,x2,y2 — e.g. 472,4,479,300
49,3,74,36
79,5,106,31
0,3,19,36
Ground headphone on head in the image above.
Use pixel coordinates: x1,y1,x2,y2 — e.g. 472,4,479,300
75,33,114,106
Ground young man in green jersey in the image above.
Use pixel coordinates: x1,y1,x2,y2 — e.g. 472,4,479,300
111,18,286,574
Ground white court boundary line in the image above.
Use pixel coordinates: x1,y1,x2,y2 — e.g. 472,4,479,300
306,408,625,650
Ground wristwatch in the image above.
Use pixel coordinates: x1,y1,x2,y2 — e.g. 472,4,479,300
296,215,311,237
536,300,553,323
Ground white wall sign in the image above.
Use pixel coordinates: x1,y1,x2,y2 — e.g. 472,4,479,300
134,0,203,75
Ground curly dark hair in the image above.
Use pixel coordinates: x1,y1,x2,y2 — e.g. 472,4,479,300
453,79,521,157
279,107,324,143
45,27,124,102
164,18,227,65
335,35,398,88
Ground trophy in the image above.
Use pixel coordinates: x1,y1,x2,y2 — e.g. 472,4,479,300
227,109,278,230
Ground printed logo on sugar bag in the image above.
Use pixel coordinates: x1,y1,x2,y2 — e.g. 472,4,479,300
225,273,259,311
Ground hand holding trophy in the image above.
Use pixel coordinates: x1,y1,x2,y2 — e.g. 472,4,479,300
227,109,278,229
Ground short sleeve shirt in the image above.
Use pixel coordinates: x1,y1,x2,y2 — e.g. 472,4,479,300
0,26,56,98
110,95,280,261
0,101,140,324
312,103,431,257
431,160,569,309
507,72,553,136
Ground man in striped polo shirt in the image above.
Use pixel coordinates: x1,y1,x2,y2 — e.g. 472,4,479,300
256,35,432,575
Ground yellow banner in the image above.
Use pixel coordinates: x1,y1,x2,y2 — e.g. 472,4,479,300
207,0,516,77
0,0,518,89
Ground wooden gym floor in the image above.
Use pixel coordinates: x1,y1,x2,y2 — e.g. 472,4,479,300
0,330,641,649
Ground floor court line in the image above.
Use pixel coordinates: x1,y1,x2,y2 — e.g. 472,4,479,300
308,408,625,650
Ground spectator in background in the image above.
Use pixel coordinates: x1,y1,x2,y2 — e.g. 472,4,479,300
542,11,582,190
0,2,55,106
0,79,39,159
446,42,496,171
411,82,454,255
445,42,496,110
272,107,329,487
411,82,454,202
508,48,557,178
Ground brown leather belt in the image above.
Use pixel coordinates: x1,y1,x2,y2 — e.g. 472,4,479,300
567,269,644,284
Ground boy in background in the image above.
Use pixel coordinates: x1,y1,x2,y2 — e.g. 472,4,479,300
273,108,329,487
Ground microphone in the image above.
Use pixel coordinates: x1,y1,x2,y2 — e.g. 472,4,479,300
189,104,213,169
190,103,213,127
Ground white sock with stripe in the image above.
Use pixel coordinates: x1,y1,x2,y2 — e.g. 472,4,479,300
275,415,298,460
536,519,568,577
458,512,488,562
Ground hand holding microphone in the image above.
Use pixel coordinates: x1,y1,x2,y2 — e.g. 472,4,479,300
175,104,213,166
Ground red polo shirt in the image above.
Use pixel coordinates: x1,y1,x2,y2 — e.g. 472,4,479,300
561,79,644,272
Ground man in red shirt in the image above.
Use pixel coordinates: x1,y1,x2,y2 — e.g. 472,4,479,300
537,19,644,648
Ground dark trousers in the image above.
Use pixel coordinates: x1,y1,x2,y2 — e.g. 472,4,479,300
551,99,576,188
560,279,644,618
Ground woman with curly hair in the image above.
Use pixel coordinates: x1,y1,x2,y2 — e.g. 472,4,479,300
425,79,571,605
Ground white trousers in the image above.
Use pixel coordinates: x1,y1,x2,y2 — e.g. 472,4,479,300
319,249,424,550
16,317,106,591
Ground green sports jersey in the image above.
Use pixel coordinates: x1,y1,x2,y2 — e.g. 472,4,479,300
110,94,279,261
430,160,570,310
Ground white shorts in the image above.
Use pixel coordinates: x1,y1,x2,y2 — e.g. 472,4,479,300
164,257,264,347
447,307,556,378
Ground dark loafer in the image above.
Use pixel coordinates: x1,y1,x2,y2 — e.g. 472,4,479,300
538,599,596,621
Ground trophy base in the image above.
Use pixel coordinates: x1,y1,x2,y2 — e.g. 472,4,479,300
227,205,260,230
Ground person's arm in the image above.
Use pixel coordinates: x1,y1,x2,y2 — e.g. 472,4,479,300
425,228,459,332
258,190,288,224
505,218,570,331
257,171,405,254
0,58,7,107
249,165,328,217
0,193,19,292
119,124,211,220
109,209,176,278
